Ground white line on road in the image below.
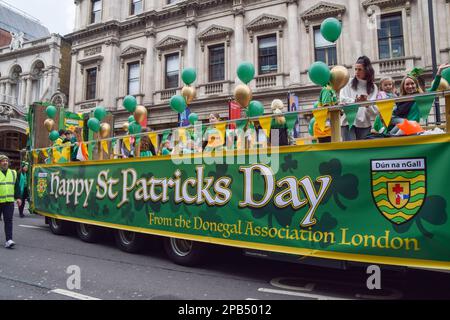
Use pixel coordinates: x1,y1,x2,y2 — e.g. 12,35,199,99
258,288,350,300
19,225,47,230
50,289,101,300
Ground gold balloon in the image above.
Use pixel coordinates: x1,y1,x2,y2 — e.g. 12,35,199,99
100,123,111,139
134,105,148,123
181,86,196,105
437,78,449,92
44,119,55,132
330,66,350,92
123,122,130,132
234,84,252,109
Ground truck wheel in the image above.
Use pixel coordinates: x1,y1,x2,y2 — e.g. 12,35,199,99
49,218,71,235
76,223,101,243
114,230,145,253
163,238,208,267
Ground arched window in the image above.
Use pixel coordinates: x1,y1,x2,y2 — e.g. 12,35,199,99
31,60,45,102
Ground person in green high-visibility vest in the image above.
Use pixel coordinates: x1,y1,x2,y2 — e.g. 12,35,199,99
0,154,21,249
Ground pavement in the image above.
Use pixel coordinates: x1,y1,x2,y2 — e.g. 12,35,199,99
0,208,449,301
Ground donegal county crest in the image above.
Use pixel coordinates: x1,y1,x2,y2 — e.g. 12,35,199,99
371,159,426,225
36,177,48,198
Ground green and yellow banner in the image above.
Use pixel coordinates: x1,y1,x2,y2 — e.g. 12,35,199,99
32,134,450,270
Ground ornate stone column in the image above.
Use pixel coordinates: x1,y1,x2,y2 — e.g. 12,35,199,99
69,49,79,111
19,78,27,107
104,37,121,109
186,19,198,69
145,28,156,104
287,0,301,85
25,76,33,108
233,3,245,83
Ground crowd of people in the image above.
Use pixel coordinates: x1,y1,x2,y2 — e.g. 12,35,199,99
25,56,450,163
316,56,449,143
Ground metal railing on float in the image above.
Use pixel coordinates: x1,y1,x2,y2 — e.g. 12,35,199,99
27,90,450,165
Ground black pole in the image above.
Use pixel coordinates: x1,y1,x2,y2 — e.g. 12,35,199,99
428,0,441,124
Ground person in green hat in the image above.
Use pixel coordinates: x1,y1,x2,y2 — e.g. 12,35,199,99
15,161,30,218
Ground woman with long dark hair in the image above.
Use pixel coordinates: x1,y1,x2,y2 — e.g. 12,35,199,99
339,56,379,141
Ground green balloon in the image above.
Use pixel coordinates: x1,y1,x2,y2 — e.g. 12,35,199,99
128,115,136,124
320,17,342,43
237,62,255,84
189,113,199,125
442,68,450,84
170,95,187,113
129,122,142,135
247,100,265,117
182,68,197,85
309,61,331,87
46,105,57,119
94,106,107,121
123,95,137,113
309,118,316,136
49,130,60,142
88,118,101,133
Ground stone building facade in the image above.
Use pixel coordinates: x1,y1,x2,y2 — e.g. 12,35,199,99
67,0,450,132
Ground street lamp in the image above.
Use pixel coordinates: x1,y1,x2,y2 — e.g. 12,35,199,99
427,0,440,124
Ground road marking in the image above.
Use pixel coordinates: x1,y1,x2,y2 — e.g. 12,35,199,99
246,298,259,300
258,288,350,300
50,289,101,300
270,277,315,292
19,225,47,230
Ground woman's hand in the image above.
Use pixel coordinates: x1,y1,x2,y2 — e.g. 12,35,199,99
437,64,450,76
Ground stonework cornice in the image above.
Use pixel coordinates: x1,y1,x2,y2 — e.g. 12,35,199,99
362,0,413,15
120,45,147,67
246,14,287,33
300,2,346,32
155,35,187,51
198,25,233,42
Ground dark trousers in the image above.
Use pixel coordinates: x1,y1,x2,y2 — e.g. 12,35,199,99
0,202,14,242
19,189,29,217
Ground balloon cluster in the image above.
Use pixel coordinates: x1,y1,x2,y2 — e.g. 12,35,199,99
308,18,349,92
169,69,195,114
234,62,264,118
44,105,59,142
169,68,199,125
88,106,111,139
121,96,148,135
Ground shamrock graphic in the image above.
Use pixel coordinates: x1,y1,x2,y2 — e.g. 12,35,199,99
281,154,298,173
393,196,447,239
316,159,359,210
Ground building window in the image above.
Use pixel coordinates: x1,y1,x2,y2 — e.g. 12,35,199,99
91,0,102,24
86,68,97,100
209,44,225,82
258,34,277,75
130,0,143,15
378,14,404,60
314,27,337,66
128,62,140,95
165,53,179,89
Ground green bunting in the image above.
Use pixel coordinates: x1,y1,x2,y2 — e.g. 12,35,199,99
285,114,298,130
343,105,359,129
415,94,437,121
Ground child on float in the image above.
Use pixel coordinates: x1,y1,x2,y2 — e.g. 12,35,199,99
313,81,338,143
269,100,289,147
372,77,398,135
203,113,225,153
388,64,449,135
